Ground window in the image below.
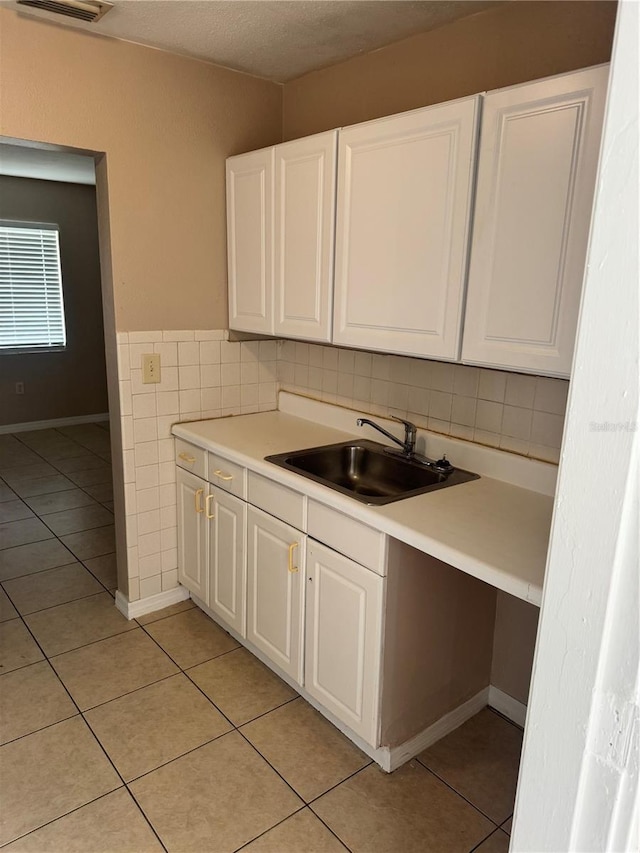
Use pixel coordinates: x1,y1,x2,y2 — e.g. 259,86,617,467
0,221,67,351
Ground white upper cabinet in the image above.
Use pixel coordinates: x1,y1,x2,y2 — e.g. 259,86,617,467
226,147,274,334
462,65,609,377
333,97,480,359
227,132,337,341
274,131,337,342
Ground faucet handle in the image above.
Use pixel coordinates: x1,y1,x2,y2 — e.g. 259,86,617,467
391,415,417,429
392,416,417,434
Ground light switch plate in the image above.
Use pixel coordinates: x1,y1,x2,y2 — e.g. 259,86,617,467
142,353,161,384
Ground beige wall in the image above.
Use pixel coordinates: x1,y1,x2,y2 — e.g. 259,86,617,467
491,592,540,705
0,175,108,426
0,8,282,331
381,541,496,746
283,1,616,140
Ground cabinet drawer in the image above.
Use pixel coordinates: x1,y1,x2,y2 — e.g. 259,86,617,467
308,501,387,576
208,454,246,499
175,439,207,479
248,471,305,531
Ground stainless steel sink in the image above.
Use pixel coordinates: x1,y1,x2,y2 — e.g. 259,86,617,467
265,440,479,505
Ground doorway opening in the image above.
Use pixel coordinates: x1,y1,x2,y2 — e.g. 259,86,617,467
0,138,121,596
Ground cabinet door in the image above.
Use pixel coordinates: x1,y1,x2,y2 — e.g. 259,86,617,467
176,468,208,601
246,506,305,684
208,486,246,637
226,147,274,334
333,97,480,359
305,540,383,745
462,65,608,377
274,131,337,342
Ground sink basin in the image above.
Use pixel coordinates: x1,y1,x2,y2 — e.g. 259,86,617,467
265,440,479,505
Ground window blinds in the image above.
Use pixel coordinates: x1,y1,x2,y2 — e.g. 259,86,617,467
0,222,67,350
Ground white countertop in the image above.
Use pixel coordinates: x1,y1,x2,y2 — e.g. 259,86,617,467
173,403,553,606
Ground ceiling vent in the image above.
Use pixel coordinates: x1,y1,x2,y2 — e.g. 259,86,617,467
16,0,113,23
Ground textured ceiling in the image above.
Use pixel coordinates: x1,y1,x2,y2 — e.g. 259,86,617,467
8,0,502,82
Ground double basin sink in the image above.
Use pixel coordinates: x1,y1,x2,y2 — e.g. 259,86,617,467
266,439,479,506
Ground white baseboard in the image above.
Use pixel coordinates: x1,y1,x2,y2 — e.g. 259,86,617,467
159,593,529,767
115,585,190,620
387,687,491,772
488,685,528,727
0,412,110,435
191,596,503,772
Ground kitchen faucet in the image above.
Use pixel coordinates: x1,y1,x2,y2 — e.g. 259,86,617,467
356,416,453,473
356,416,417,457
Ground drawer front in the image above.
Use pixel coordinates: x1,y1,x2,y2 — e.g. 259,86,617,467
248,471,305,531
208,454,246,499
175,439,207,479
308,501,387,576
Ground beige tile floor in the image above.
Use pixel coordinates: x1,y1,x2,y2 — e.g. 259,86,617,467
0,423,520,852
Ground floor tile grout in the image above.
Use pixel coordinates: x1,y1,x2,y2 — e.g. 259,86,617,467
0,427,167,851
1,786,132,850
468,825,511,852
416,758,503,826
0,708,80,749
10,429,114,510
2,422,519,853
305,760,374,807
0,557,108,588
80,671,181,714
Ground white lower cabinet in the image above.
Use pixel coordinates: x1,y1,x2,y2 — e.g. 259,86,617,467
177,468,208,602
246,505,306,685
208,486,247,638
176,466,246,637
175,440,496,767
305,539,383,745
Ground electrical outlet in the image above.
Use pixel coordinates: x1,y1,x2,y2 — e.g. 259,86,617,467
142,353,161,384
15,381,24,395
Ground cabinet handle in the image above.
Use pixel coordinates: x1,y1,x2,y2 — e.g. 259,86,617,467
288,542,299,573
194,488,204,514
213,469,233,482
205,493,215,519
179,452,196,464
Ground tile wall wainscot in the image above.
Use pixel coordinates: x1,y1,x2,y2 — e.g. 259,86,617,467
116,330,278,602
277,340,568,465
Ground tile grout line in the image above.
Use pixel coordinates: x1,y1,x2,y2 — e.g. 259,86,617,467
1,437,168,852
4,424,514,853
415,758,504,827
77,671,180,715
12,429,114,511
305,761,373,810
2,572,116,618
468,825,511,852
0,787,146,851
487,704,524,733
1,429,118,604
79,711,169,853
132,617,351,827
1,558,105,592
233,804,353,853
3,591,351,853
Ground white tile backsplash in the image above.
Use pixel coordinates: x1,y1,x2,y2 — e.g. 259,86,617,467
277,340,568,466
117,329,568,603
